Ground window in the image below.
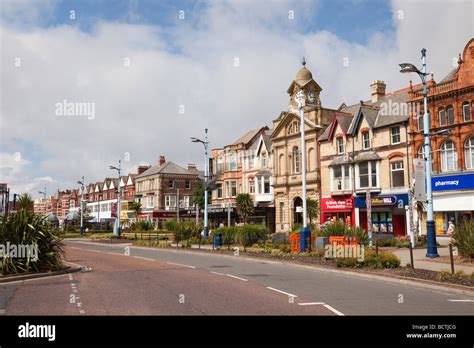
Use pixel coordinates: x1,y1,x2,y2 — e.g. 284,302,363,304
288,121,300,135
440,140,457,172
391,126,401,144
217,186,222,198
249,155,255,168
147,195,154,208
362,132,370,150
249,179,255,193
264,177,271,194
391,161,404,187
336,137,344,154
231,181,237,197
185,180,190,189
293,146,300,173
447,105,454,125
463,102,471,121
417,112,424,131
262,154,267,168
168,180,174,188
465,137,474,169
165,195,176,209
358,161,378,188
279,154,285,175
225,182,230,198
418,145,425,159
438,108,446,126
332,165,350,191
183,196,191,208
279,202,285,223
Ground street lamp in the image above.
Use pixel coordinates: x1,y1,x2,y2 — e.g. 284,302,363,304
77,177,85,235
295,89,310,253
191,129,209,237
109,160,122,237
38,187,46,200
400,48,439,258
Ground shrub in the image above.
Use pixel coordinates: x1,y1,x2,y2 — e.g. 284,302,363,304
164,219,179,232
1,204,64,275
280,244,291,253
320,221,348,237
236,224,267,251
130,221,154,231
336,257,360,268
363,249,400,269
452,220,474,259
215,226,237,250
349,226,370,246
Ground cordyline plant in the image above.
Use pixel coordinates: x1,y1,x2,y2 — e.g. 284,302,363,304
1,194,64,275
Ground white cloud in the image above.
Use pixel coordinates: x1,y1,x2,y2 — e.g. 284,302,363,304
0,0,472,198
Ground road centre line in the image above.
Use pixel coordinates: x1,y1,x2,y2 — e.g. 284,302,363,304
225,274,248,281
133,256,155,262
166,262,196,269
447,299,474,302
297,302,326,306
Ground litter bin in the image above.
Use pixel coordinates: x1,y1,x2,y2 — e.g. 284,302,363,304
215,233,222,248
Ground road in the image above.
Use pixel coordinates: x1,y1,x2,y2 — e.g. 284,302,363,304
0,239,473,315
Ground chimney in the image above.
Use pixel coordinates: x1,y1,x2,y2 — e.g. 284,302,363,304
137,165,151,175
187,163,197,171
158,155,166,166
370,80,386,103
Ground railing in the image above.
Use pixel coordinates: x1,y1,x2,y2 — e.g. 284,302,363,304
411,79,458,99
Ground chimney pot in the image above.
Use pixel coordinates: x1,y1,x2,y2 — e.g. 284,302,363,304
158,155,166,166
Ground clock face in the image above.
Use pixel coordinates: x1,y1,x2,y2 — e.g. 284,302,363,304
307,92,316,103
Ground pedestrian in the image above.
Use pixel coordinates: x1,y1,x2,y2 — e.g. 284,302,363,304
447,221,455,236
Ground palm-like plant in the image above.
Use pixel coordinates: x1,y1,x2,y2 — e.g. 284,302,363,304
306,198,320,227
236,193,254,224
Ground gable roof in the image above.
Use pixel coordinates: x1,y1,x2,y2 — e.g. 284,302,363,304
232,126,268,146
318,111,354,141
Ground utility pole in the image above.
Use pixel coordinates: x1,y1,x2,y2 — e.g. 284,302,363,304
177,187,180,222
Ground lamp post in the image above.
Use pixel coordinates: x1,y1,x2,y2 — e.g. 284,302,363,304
191,129,209,237
38,187,47,200
295,89,310,252
77,177,85,235
400,48,439,257
109,160,122,237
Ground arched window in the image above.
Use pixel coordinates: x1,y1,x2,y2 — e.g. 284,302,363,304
293,146,300,173
417,112,424,131
465,137,474,169
438,107,446,126
308,148,315,171
440,140,457,172
279,154,285,175
288,121,300,135
463,102,471,121
447,105,454,125
418,145,425,159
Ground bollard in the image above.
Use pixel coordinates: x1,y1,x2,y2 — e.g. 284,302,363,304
409,241,414,269
449,244,455,274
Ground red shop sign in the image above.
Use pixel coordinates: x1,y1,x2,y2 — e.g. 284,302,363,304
321,197,353,211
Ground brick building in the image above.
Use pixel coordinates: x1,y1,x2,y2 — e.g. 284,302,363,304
408,38,474,234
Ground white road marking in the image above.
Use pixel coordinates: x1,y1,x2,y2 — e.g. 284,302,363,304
210,271,226,276
266,287,298,298
133,256,155,262
447,299,474,302
297,302,326,306
106,252,119,255
79,310,85,314
225,274,248,282
166,262,195,269
323,303,345,316
77,302,82,307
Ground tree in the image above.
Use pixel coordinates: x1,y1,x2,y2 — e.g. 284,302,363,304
17,193,33,212
192,180,211,208
129,201,142,222
306,197,320,227
236,193,254,224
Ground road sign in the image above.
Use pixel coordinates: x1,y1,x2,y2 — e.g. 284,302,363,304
413,158,426,201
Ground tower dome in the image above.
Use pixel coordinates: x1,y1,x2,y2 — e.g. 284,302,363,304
295,57,313,85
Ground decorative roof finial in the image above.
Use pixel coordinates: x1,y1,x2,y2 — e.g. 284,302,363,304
301,56,306,67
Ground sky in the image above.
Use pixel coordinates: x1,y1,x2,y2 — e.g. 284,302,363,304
0,0,473,199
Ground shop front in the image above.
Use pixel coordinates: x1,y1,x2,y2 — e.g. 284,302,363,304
354,193,408,237
432,173,474,235
320,196,354,226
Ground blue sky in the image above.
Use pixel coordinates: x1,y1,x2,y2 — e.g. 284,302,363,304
1,0,472,197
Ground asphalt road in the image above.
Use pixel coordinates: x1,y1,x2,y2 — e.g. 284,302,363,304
1,239,473,315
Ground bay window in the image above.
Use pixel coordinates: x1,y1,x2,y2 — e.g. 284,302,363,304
331,164,351,191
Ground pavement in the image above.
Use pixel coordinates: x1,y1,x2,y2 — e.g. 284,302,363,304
391,237,474,274
0,239,472,315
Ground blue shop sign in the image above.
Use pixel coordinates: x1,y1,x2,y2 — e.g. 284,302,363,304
354,194,408,209
432,173,474,191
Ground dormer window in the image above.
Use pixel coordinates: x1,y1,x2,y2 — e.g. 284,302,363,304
362,132,370,150
336,137,344,154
